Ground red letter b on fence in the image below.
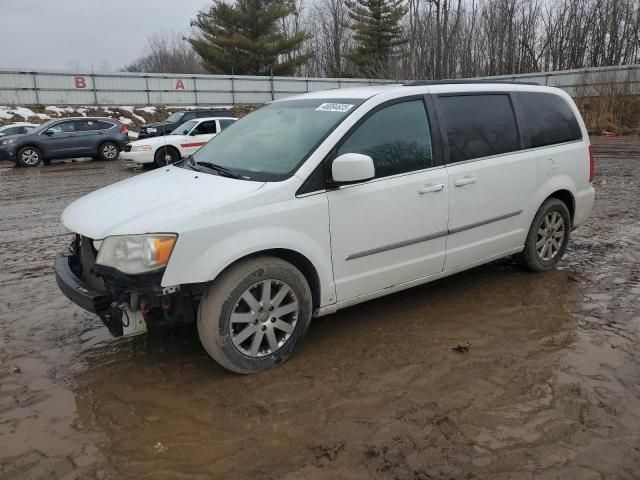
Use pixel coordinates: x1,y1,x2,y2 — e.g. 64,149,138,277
74,76,87,89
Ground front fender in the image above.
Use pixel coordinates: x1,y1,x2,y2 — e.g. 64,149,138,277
161,193,336,307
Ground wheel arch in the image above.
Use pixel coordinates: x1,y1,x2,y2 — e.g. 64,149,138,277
155,144,181,157
546,189,576,224
214,248,322,311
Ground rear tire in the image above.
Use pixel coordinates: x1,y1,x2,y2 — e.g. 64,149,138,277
515,198,571,272
98,142,119,161
197,256,313,374
17,146,42,167
154,146,180,167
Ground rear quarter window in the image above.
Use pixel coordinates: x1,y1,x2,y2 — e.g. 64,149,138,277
438,94,520,163
518,92,582,148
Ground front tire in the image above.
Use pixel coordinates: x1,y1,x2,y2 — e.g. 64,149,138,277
515,198,571,272
17,146,42,167
154,146,180,167
198,256,313,374
98,142,119,161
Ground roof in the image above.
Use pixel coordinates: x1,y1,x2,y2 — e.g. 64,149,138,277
278,80,560,103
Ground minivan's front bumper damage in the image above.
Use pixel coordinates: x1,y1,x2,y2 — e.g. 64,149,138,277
55,235,203,337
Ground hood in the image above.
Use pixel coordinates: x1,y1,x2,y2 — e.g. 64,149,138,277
62,166,265,239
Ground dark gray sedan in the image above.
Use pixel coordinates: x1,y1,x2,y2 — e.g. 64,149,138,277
0,117,129,167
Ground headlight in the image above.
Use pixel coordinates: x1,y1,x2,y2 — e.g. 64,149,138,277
1,138,16,145
95,234,177,274
132,145,152,152
146,128,157,133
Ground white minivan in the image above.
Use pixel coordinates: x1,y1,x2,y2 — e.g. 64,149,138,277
55,81,595,373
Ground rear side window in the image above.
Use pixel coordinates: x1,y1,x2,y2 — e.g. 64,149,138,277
438,94,519,163
519,92,582,148
337,99,434,179
97,121,115,130
219,119,235,130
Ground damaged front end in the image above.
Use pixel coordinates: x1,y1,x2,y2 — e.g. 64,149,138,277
55,235,202,337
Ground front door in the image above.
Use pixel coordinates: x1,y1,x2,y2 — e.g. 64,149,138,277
43,120,78,156
435,93,537,270
327,98,450,302
181,120,217,153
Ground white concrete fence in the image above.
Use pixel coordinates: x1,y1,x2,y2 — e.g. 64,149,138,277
0,64,638,107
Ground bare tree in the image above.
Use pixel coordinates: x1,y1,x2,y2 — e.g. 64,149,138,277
124,30,205,74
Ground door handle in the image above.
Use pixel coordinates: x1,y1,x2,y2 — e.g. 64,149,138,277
419,183,444,194
454,176,477,187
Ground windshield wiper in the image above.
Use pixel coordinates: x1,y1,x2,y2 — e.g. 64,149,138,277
195,161,241,179
180,154,198,170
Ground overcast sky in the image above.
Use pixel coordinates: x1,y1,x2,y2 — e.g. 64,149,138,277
0,0,210,72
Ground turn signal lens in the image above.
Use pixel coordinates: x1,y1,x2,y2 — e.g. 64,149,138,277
144,237,176,268
588,145,595,183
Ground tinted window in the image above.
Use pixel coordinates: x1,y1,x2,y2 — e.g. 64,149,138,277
97,121,115,130
3,126,23,135
75,120,105,132
519,92,582,147
182,112,196,121
439,94,519,163
337,100,433,179
193,120,217,135
48,121,76,133
219,119,235,130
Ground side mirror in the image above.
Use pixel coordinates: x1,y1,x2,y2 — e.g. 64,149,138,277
44,130,54,136
184,129,190,135
331,153,375,184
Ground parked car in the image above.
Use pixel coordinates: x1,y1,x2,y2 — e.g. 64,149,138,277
0,117,129,167
55,81,595,373
0,122,37,137
138,108,235,140
122,116,237,168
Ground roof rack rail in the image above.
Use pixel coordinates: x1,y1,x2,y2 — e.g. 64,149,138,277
403,79,540,86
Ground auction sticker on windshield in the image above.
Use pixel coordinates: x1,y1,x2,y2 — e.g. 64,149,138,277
315,103,354,113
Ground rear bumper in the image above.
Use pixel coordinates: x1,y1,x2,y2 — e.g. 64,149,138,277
54,253,112,314
573,184,595,228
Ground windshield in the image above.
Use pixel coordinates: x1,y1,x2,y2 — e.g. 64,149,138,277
166,112,185,123
171,120,197,135
29,120,57,134
189,98,362,181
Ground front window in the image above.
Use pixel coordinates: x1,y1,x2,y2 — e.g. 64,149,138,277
171,120,198,135
166,112,185,123
189,98,363,181
30,120,56,134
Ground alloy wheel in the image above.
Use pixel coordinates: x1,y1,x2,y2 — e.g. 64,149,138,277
103,144,118,159
536,211,565,261
22,149,39,165
230,279,299,357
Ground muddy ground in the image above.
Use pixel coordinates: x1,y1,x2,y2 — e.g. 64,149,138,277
0,138,639,480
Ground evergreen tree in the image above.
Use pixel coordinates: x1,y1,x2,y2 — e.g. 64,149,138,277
189,0,311,75
346,0,407,77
